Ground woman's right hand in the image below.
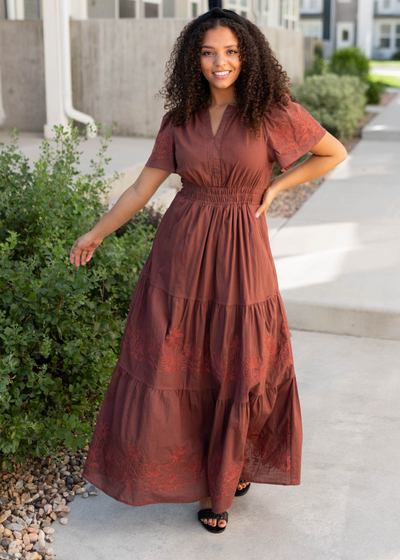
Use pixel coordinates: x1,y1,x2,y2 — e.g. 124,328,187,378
70,231,104,268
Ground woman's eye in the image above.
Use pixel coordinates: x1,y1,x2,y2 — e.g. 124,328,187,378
202,50,238,56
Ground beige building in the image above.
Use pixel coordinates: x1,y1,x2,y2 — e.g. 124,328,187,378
0,0,300,30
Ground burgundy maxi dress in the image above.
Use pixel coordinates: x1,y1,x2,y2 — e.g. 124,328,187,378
82,97,327,515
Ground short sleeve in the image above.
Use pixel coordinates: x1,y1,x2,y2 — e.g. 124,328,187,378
265,97,327,173
145,112,177,173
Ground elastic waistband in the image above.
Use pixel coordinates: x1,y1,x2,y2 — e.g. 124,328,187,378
179,180,265,205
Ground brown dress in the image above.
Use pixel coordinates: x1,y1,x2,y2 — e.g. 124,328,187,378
82,97,327,514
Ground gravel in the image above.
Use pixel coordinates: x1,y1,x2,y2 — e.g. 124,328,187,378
0,448,91,559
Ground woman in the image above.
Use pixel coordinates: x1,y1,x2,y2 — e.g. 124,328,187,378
70,8,347,534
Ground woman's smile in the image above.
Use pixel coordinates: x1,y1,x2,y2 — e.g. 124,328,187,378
212,70,232,80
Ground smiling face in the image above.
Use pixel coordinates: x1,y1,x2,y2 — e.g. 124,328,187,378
200,25,242,99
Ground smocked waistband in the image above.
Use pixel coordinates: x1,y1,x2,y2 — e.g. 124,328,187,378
179,180,265,205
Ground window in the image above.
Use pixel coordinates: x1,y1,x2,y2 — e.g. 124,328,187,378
144,2,159,16
299,20,322,38
299,0,323,11
191,2,199,17
396,24,400,48
119,0,136,18
24,0,40,19
257,0,270,27
379,23,391,48
225,0,250,18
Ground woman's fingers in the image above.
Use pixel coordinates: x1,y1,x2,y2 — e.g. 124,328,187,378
255,205,267,218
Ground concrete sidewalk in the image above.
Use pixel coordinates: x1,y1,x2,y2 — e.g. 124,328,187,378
270,89,400,341
51,330,400,560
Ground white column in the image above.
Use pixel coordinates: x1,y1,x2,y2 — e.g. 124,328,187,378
357,0,374,58
6,0,16,19
43,0,69,139
15,0,24,19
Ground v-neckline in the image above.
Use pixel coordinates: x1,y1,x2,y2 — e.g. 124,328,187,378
205,104,237,140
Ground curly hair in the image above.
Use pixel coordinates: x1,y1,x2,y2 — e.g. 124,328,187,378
154,15,297,137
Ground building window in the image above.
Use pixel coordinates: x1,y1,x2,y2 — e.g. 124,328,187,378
396,24,400,48
300,21,322,38
225,0,250,18
258,0,270,27
191,2,199,17
282,0,297,30
144,2,159,16
119,0,136,18
300,0,323,10
379,23,391,48
24,0,40,19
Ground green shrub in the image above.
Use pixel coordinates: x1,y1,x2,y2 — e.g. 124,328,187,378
391,51,400,60
328,46,370,81
291,73,368,143
314,42,323,60
0,121,162,471
365,80,386,104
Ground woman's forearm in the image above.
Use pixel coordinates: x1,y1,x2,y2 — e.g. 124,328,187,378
90,185,148,240
272,153,345,195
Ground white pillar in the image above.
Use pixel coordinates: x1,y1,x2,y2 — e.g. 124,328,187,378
6,0,16,19
43,0,69,139
15,0,24,19
356,0,374,58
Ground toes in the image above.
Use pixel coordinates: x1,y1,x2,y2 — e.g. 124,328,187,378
218,520,226,527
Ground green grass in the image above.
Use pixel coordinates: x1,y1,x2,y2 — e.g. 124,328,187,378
367,73,400,88
369,60,400,66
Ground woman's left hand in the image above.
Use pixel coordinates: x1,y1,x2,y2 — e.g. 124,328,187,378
255,179,280,218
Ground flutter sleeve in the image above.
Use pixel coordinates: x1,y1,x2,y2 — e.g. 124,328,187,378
145,112,177,173
265,96,327,173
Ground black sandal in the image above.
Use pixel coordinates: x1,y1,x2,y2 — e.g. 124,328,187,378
235,478,251,497
197,508,229,533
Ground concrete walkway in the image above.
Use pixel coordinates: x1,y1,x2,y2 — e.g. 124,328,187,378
51,329,400,560
270,88,400,341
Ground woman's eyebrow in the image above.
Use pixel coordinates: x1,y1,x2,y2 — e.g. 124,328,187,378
201,44,238,48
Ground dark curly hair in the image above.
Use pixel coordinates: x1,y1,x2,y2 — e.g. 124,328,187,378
154,15,297,137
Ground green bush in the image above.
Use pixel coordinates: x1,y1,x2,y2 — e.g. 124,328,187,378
328,46,370,81
0,121,162,471
365,80,386,104
291,73,368,143
391,51,400,60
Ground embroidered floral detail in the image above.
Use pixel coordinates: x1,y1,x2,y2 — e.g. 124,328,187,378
208,448,243,500
243,419,291,473
271,106,323,155
146,113,176,172
83,418,205,492
265,100,326,171
120,308,293,388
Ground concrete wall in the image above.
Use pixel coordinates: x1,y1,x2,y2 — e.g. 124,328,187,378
304,36,321,72
0,20,45,132
0,19,306,135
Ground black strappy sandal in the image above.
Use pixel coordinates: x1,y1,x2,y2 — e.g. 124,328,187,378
235,478,251,497
197,508,229,533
